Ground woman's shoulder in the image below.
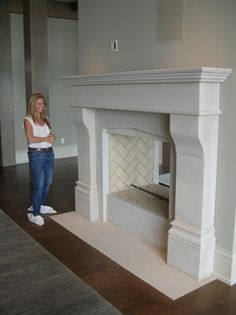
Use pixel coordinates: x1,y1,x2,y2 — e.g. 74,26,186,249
24,116,35,128
24,115,33,122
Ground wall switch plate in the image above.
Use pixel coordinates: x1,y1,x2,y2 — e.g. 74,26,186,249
60,137,65,144
111,40,118,52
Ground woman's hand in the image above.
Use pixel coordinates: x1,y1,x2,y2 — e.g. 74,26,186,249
46,134,56,144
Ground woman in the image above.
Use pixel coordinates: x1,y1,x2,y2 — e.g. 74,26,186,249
24,92,57,226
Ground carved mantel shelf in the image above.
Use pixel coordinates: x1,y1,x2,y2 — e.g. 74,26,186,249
62,67,231,116
62,67,230,85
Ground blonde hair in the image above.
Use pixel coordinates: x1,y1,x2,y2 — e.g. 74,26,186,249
27,92,51,128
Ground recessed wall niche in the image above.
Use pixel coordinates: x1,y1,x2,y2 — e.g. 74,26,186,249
157,0,185,42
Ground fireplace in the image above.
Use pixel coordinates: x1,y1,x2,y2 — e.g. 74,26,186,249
63,67,231,280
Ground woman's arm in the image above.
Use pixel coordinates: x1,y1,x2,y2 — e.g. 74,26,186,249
24,119,53,144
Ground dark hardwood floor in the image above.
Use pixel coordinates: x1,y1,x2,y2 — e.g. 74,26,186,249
1,157,236,315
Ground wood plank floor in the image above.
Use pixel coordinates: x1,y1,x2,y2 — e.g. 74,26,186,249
1,157,236,315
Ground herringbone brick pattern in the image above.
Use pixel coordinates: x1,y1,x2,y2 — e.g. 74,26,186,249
109,134,154,192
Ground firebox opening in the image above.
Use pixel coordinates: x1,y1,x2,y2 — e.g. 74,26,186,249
107,134,171,250
130,141,171,202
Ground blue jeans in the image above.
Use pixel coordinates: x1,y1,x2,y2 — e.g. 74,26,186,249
28,149,54,216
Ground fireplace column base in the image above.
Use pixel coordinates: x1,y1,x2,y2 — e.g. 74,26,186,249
168,220,215,280
75,180,99,221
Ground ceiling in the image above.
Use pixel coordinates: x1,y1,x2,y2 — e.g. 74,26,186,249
9,0,78,19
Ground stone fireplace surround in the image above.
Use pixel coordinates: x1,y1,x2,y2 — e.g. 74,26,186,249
63,67,231,281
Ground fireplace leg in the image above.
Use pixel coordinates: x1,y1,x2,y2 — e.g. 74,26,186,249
168,114,218,280
72,108,99,221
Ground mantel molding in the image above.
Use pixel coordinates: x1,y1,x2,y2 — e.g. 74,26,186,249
62,67,231,116
62,67,231,86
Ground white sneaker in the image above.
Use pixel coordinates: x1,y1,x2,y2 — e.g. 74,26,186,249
27,213,44,226
27,205,33,212
40,205,57,214
27,205,57,214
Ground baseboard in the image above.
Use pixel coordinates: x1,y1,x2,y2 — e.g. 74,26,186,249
15,144,78,164
214,246,236,285
53,144,78,159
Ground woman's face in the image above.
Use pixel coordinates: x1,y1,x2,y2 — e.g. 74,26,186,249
35,98,45,114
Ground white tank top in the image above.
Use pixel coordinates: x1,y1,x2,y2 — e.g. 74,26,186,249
24,116,52,149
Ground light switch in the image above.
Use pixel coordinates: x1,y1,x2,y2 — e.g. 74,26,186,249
111,40,118,52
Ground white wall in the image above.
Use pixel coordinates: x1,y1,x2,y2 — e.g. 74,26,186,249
10,14,78,162
78,0,236,283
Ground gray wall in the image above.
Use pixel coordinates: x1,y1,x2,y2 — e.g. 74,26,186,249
11,14,26,151
78,0,236,260
11,14,78,157
47,17,78,147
